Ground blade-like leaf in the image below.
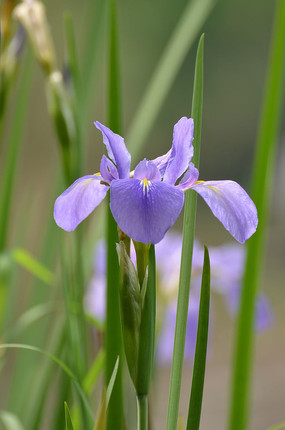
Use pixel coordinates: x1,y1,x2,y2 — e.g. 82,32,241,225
0,343,95,424
186,246,210,430
65,402,75,430
83,349,106,395
229,2,285,429
166,34,204,430
106,1,124,430
11,248,55,286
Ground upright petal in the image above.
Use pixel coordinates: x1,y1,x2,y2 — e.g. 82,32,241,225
95,121,131,179
110,178,184,244
54,175,109,231
152,149,172,176
100,154,119,183
163,117,194,185
134,159,161,181
192,180,258,243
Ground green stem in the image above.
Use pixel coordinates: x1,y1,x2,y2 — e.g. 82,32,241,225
137,395,148,430
166,35,204,430
228,2,285,429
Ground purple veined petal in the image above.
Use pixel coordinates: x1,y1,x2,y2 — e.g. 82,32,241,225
177,162,199,190
192,180,258,243
54,175,109,231
94,121,131,179
100,154,119,183
110,178,184,244
134,159,161,181
163,117,194,185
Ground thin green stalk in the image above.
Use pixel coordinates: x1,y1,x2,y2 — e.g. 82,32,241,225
137,395,148,430
186,246,210,430
126,0,214,160
0,47,33,251
105,1,124,429
166,34,204,430
229,2,285,430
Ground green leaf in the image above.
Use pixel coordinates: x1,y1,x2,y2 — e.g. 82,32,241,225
105,1,124,429
11,248,55,286
166,34,204,430
229,2,285,429
94,357,120,430
0,411,25,430
126,0,214,160
0,47,33,252
136,245,156,396
64,402,75,430
83,349,105,395
186,246,210,430
0,343,95,424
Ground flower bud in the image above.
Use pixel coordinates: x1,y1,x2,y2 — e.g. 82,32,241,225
13,0,56,75
116,241,143,386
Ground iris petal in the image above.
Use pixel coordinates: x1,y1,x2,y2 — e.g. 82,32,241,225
177,162,199,190
54,175,109,231
95,121,131,179
192,180,258,243
100,154,118,183
110,178,184,244
134,159,161,181
163,117,194,185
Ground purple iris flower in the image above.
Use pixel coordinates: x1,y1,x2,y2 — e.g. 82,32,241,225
87,233,274,365
54,117,258,244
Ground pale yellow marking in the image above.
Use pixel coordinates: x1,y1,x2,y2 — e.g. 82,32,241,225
195,180,222,195
141,177,150,194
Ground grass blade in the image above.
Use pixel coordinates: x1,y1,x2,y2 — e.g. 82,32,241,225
186,246,210,430
126,0,214,159
267,422,285,430
228,2,285,429
105,1,124,429
83,349,106,395
0,47,33,252
166,34,204,430
0,343,95,424
65,402,75,430
11,248,55,286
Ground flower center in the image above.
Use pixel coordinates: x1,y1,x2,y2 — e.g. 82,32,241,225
141,177,150,195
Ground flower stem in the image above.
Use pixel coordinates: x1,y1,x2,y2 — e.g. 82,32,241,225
137,395,148,430
228,2,285,429
166,34,204,430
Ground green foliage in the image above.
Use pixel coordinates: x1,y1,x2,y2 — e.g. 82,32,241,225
166,34,204,430
186,246,210,430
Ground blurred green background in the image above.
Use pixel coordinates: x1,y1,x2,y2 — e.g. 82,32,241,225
1,0,284,429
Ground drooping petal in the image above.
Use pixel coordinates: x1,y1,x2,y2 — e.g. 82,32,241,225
192,180,258,243
100,154,118,183
163,117,194,185
54,175,109,231
110,178,184,244
94,121,131,179
134,159,161,181
177,162,199,190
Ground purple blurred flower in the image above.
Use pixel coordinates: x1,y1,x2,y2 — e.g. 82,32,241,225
54,117,258,244
87,233,274,365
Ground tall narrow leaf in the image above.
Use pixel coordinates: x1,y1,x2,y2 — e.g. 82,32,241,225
229,2,285,430
65,402,75,430
186,246,210,430
166,34,204,430
105,1,124,429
